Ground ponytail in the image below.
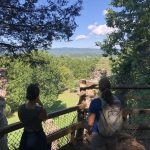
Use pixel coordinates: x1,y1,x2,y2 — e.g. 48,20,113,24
101,89,114,105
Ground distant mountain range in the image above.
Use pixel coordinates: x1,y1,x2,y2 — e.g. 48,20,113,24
48,47,103,57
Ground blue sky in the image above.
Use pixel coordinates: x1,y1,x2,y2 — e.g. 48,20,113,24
52,0,115,49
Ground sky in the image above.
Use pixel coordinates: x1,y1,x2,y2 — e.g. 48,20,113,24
52,0,115,49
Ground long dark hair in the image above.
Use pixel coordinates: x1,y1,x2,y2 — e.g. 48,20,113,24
99,77,111,92
101,88,114,105
26,83,40,101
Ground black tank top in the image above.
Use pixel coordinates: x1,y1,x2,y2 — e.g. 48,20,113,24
18,104,43,131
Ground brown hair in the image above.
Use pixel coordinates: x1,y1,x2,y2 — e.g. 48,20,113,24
26,83,40,101
101,88,114,105
99,77,111,92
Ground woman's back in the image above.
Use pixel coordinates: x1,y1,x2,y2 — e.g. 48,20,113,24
18,104,43,131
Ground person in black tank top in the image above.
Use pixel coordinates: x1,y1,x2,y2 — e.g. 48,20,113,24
18,83,48,150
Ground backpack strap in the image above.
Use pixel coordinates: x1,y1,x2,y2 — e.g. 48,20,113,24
97,98,110,136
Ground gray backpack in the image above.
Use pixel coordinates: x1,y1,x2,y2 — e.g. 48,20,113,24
97,99,123,137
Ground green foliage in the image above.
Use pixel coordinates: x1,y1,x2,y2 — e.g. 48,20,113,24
0,51,103,113
95,57,112,76
8,60,33,111
58,90,79,107
96,0,150,109
0,0,82,56
0,51,63,112
57,56,99,88
97,0,150,85
59,66,74,88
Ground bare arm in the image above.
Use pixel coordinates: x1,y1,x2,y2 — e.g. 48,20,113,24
39,107,48,121
87,113,95,133
36,97,48,121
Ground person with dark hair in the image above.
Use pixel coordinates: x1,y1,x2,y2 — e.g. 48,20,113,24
88,77,123,150
18,84,48,150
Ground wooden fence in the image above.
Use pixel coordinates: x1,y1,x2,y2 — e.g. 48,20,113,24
0,84,150,149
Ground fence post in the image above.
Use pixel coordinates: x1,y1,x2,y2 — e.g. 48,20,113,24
76,79,86,143
71,131,76,145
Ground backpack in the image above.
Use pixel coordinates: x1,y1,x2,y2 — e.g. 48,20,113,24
97,99,123,137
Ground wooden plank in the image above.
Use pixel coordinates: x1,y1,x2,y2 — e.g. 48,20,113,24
111,85,150,90
0,122,23,137
125,96,150,101
0,105,81,136
47,105,79,119
124,124,150,130
80,85,150,90
124,108,150,115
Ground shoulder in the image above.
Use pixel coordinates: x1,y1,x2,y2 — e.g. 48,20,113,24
89,97,102,113
35,104,43,111
91,97,101,104
90,97,102,107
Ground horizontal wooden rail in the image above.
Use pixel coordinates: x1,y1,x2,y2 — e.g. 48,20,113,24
46,121,84,144
125,96,150,101
111,85,150,90
0,105,81,137
124,124,150,130
125,108,150,115
47,105,79,119
0,121,23,137
84,108,150,115
80,85,150,90
0,106,150,139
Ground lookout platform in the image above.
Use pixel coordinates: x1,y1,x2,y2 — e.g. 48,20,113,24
0,81,150,150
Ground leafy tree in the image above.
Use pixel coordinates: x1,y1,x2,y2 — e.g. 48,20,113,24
1,58,33,112
97,0,150,85
0,50,110,113
0,0,82,56
58,56,99,83
0,51,63,112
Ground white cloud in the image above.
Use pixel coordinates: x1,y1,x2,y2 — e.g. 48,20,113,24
75,35,89,40
88,24,116,36
103,9,108,15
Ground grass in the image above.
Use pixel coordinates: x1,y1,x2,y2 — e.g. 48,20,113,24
7,112,19,124
6,90,79,149
58,90,79,107
7,90,79,124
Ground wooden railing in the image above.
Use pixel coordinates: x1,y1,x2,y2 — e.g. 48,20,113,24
0,104,86,149
0,105,81,136
0,84,150,149
78,80,150,145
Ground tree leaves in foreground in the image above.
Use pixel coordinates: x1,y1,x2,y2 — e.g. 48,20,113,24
0,0,82,56
97,0,150,85
0,51,102,113
0,51,63,112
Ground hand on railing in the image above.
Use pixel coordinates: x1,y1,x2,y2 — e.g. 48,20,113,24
79,101,87,111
